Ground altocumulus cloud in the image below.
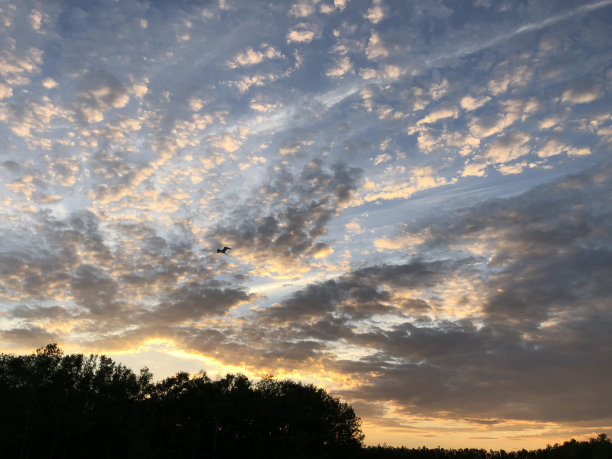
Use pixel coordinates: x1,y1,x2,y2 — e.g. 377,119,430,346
208,160,363,276
1,0,612,449
273,163,612,424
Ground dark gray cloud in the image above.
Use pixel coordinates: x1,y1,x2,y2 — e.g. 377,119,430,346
70,264,120,315
1,160,20,172
151,280,254,323
258,258,461,324
209,160,363,268
7,305,71,320
0,204,260,357
0,326,58,350
338,315,612,422
407,163,612,326
244,163,612,423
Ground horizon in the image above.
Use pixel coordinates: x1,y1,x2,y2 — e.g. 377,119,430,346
1,0,611,452
2,343,611,453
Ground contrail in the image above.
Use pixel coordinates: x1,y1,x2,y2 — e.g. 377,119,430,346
234,0,612,138
428,0,612,65
318,0,612,111
515,0,612,34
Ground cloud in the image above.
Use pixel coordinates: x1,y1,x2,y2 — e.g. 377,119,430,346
409,125,480,156
207,132,244,152
365,32,388,60
326,56,353,77
561,79,603,104
278,138,314,155
359,64,404,82
273,164,612,423
469,98,539,138
230,73,277,92
258,259,456,324
363,166,455,202
366,0,387,24
537,139,591,158
416,107,458,126
0,210,118,301
1,96,66,145
461,161,487,177
0,326,58,350
538,115,564,130
151,281,254,322
372,153,391,166
483,131,530,163
321,0,350,13
75,69,130,123
289,1,315,17
42,77,58,89
70,264,120,315
208,160,363,276
374,231,426,251
131,78,148,99
0,42,43,86
461,95,491,111
0,82,12,99
0,0,611,444
249,100,281,112
497,161,528,175
287,23,319,43
425,0,612,69
487,64,533,96
227,45,283,69
334,0,350,11
345,219,364,235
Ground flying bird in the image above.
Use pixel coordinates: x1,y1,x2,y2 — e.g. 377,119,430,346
217,246,231,254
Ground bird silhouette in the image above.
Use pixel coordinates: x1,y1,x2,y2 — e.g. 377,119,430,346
217,246,231,254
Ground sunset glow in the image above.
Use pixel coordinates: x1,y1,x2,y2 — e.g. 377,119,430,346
1,0,611,451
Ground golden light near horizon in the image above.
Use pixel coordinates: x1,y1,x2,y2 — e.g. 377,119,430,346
1,0,612,451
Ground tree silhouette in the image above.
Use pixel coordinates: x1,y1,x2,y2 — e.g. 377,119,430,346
0,345,363,458
1,345,610,458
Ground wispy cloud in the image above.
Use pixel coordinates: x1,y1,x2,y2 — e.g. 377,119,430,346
427,0,612,65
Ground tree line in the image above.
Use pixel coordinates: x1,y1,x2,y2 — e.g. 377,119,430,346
0,344,609,458
0,344,362,458
359,434,612,459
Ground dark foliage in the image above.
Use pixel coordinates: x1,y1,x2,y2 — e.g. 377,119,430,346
357,433,612,459
0,344,362,458
1,345,609,459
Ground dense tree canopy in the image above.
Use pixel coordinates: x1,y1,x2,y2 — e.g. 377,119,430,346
0,344,362,458
0,345,610,458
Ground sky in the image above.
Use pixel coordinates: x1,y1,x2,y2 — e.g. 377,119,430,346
1,0,611,450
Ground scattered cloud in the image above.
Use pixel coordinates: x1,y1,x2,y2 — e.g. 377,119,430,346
537,138,590,158
365,32,388,59
287,23,319,43
561,79,603,104
227,45,283,69
289,1,315,18
416,107,458,126
326,56,354,77
366,0,387,24
484,131,531,163
461,95,491,111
